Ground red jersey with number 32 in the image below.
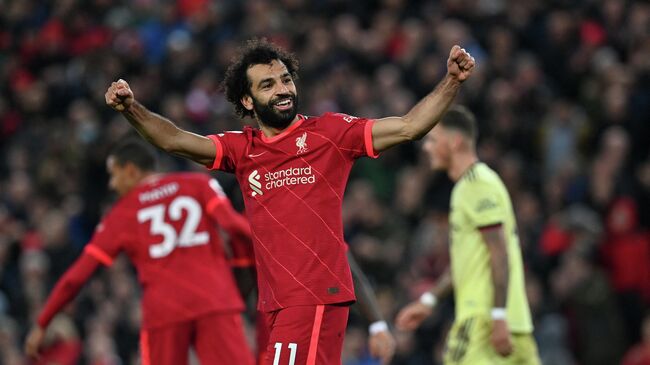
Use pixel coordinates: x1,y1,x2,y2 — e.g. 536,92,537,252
85,173,244,329
207,112,378,312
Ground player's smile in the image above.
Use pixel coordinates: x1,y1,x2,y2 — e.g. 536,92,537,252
252,91,299,129
273,96,294,111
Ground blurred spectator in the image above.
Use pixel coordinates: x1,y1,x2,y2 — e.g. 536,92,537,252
551,246,626,365
622,313,650,365
526,272,575,365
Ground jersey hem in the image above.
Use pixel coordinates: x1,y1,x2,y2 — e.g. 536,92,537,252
478,222,503,231
257,296,356,313
142,307,244,330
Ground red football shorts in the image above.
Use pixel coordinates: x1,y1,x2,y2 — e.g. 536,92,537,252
140,311,254,365
262,304,349,365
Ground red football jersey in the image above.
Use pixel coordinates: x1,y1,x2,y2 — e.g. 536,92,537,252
207,112,378,312
85,173,244,329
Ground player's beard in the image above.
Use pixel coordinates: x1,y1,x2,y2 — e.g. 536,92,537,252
253,93,299,130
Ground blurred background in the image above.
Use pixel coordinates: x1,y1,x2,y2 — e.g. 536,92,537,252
1,0,650,364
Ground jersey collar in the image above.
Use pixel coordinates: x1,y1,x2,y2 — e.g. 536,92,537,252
260,115,305,144
459,161,481,181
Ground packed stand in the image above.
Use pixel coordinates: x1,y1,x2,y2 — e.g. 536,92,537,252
1,0,649,364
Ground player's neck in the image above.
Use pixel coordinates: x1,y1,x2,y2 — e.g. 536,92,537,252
138,172,161,186
449,152,479,182
258,115,302,138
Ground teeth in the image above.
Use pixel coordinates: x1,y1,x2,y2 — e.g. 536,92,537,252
276,99,291,106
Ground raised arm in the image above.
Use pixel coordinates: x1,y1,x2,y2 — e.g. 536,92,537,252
371,45,475,152
105,80,216,166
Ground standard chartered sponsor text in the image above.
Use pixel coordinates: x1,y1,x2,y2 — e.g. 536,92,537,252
264,166,316,190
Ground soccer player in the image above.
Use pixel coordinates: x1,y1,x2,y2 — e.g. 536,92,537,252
105,39,474,364
395,106,541,365
24,141,255,365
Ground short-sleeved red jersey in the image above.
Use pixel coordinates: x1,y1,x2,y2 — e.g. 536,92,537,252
85,173,244,329
207,112,378,312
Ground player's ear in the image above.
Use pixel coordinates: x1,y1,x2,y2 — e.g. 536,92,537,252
451,132,463,150
125,162,141,177
241,94,254,111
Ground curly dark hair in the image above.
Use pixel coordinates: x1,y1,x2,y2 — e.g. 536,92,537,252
222,39,300,118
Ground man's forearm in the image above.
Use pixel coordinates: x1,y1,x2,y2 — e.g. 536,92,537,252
348,252,384,323
490,249,509,308
121,101,183,152
37,254,100,328
430,269,453,299
481,227,509,309
403,74,461,140
372,47,473,152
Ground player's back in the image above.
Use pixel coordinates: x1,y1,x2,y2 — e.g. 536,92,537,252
109,172,244,329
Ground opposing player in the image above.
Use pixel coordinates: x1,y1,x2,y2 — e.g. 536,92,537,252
105,39,474,364
25,141,255,365
395,106,541,364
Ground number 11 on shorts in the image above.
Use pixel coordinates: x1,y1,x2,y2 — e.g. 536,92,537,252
273,342,297,365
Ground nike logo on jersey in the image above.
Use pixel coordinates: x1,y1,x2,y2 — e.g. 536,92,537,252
248,152,267,158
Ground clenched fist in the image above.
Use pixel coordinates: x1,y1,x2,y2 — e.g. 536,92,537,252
105,79,134,112
447,45,476,82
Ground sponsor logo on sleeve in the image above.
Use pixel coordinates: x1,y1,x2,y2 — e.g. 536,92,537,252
476,198,498,213
334,113,358,123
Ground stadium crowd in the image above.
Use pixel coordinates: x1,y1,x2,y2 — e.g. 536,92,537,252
1,0,649,364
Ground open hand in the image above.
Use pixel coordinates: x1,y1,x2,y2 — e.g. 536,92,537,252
447,45,476,82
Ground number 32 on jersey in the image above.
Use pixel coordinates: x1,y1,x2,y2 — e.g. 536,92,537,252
137,196,209,258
